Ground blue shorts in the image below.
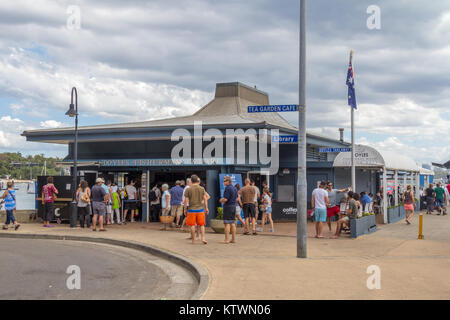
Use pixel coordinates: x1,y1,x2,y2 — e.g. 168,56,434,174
435,198,445,208
314,208,327,222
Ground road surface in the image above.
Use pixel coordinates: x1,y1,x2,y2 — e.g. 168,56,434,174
0,238,196,299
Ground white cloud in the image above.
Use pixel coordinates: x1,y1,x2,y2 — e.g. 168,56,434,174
0,0,448,165
40,120,64,128
0,47,212,123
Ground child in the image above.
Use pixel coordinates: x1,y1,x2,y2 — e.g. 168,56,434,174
1,181,20,230
260,188,274,233
111,184,122,225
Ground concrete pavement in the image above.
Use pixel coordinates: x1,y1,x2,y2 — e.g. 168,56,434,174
1,210,449,300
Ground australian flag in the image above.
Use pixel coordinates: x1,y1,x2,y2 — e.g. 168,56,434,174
346,54,357,109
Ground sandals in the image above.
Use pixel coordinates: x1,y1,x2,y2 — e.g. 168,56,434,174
243,231,250,235
99,229,107,232
14,224,20,231
2,226,8,230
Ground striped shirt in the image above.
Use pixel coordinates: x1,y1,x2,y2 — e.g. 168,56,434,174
4,189,16,211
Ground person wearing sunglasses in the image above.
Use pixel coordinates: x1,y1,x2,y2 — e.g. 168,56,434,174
326,181,349,232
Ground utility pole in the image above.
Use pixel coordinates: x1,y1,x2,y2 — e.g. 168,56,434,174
297,0,307,258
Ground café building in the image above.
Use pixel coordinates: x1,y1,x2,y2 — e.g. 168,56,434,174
23,82,351,223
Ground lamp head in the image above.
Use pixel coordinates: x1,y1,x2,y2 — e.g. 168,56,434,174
65,103,77,117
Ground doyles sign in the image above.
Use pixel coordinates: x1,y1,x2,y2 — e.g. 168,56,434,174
333,145,384,168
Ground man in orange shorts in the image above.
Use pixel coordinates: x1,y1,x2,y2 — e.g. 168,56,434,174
183,175,209,244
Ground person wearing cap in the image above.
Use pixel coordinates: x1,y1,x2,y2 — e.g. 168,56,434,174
170,180,184,228
91,177,108,231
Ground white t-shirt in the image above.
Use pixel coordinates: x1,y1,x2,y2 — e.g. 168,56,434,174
126,185,137,200
253,186,260,203
312,188,328,209
182,185,190,206
263,194,272,208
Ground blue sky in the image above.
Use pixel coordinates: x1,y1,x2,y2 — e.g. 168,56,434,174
0,0,449,164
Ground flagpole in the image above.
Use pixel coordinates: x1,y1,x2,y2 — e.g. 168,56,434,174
350,49,356,192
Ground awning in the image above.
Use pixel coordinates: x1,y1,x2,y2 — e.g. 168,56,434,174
333,144,420,172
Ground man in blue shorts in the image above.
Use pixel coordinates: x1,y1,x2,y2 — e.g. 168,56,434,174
220,176,238,244
311,181,329,238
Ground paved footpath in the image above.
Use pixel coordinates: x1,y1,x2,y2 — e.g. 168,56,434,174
2,209,450,300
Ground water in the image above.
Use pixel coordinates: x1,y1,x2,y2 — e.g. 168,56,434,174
0,183,37,211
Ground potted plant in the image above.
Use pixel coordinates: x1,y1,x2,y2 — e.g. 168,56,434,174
209,207,225,233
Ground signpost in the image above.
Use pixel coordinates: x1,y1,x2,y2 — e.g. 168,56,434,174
297,0,307,259
272,135,298,143
248,105,298,113
319,147,351,153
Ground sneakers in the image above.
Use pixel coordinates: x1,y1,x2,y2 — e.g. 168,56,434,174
256,227,263,232
269,229,275,233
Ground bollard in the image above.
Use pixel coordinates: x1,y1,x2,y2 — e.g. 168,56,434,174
418,213,424,240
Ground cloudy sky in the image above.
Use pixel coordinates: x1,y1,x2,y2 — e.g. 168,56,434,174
0,0,449,164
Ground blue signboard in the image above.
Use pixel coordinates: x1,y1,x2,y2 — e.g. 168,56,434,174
318,147,351,153
272,135,298,143
248,105,298,113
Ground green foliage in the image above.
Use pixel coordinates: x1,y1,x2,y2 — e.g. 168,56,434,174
0,152,61,180
360,212,375,218
215,207,224,220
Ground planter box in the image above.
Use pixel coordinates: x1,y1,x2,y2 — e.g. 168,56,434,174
387,206,405,224
0,210,36,224
350,214,377,238
209,219,225,233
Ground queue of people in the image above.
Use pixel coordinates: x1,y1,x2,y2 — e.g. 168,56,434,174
424,182,448,215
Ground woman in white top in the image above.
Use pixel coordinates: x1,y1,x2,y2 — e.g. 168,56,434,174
260,187,274,233
161,184,171,216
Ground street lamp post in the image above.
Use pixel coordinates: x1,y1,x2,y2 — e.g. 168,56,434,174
65,87,79,228
297,0,307,258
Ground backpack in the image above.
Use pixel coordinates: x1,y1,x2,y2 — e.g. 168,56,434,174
149,189,157,202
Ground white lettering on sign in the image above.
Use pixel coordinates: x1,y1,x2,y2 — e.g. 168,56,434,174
282,207,297,214
355,153,369,158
